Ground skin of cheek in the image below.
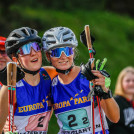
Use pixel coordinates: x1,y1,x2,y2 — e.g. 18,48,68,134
18,51,42,71
122,73,134,95
50,54,74,70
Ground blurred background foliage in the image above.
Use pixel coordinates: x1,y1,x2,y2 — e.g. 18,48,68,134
0,0,134,133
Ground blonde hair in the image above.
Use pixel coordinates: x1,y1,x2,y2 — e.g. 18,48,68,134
114,66,134,100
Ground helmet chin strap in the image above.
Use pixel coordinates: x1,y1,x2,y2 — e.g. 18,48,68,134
17,56,40,76
56,65,74,75
21,67,40,75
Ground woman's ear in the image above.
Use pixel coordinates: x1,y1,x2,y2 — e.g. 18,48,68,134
46,52,51,62
73,48,77,60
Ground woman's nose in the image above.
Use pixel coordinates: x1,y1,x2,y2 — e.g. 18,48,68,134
60,52,67,59
30,48,37,55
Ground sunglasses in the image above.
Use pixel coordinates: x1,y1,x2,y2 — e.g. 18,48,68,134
50,47,74,58
0,50,7,56
17,42,41,56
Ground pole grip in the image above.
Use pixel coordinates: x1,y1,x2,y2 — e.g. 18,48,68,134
85,25,94,69
7,62,13,86
12,63,17,86
85,25,92,49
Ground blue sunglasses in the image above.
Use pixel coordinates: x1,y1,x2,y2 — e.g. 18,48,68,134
17,42,41,56
50,47,74,58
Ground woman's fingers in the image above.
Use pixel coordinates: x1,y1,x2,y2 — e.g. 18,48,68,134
91,70,105,87
92,70,105,78
91,70,109,92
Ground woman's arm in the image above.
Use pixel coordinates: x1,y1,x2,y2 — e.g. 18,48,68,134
0,85,9,133
91,70,120,123
43,66,58,80
100,97,120,123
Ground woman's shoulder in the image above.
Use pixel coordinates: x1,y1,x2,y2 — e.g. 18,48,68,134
114,95,128,105
114,95,125,100
42,66,58,80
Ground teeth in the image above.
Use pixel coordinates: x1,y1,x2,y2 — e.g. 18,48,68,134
60,62,66,63
32,59,38,62
59,61,68,63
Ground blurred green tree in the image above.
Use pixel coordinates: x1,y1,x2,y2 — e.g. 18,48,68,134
105,0,134,17
38,0,106,10
0,0,16,15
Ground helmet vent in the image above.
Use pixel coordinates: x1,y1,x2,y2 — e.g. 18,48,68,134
63,30,70,36
46,35,54,38
49,29,54,31
31,29,34,34
63,37,72,42
47,41,56,44
13,33,22,38
21,29,29,36
60,27,64,30
8,41,17,47
71,33,74,36
42,38,46,41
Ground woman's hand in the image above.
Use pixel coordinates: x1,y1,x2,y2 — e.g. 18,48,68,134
91,70,109,93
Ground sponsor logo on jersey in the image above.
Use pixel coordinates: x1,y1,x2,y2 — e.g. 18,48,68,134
18,100,51,113
40,71,50,80
53,96,90,110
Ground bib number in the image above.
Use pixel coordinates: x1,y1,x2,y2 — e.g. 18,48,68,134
37,116,45,127
58,109,89,130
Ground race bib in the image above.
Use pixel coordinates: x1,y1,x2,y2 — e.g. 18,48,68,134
58,109,89,130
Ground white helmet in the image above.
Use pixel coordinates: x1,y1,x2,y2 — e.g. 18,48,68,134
42,27,78,51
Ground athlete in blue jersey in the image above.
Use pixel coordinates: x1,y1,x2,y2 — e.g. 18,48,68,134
0,27,57,133
42,26,120,134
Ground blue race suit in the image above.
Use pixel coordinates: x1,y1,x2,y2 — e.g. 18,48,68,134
51,71,109,134
13,68,52,134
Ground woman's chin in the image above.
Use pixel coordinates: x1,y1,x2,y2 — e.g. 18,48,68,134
30,67,41,71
